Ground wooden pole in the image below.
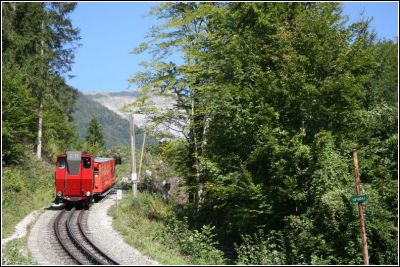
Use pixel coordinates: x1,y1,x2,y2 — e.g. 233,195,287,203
352,149,369,265
130,113,137,199
138,131,146,182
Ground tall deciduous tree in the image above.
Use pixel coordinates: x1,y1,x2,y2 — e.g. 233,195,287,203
132,2,214,207
133,2,398,264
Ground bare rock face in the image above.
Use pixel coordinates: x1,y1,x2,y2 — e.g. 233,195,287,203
85,91,141,121
85,90,185,138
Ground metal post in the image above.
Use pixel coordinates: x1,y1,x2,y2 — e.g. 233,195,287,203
130,114,137,199
352,149,369,265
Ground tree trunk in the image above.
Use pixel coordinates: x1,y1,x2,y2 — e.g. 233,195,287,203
138,131,146,182
36,101,43,160
201,116,210,155
36,20,45,160
197,116,210,203
191,95,201,208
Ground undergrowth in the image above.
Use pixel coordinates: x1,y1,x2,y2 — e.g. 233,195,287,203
2,154,54,238
110,191,225,265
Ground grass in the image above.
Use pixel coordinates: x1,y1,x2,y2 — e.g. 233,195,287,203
1,236,37,265
110,190,226,265
110,146,226,265
109,191,190,265
2,154,54,238
1,221,37,265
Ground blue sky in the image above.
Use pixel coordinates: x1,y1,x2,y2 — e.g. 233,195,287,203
65,2,398,93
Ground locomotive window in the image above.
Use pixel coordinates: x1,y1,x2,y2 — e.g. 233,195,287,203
83,157,91,169
58,158,66,168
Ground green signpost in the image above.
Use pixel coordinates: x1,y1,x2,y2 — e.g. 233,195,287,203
350,195,367,203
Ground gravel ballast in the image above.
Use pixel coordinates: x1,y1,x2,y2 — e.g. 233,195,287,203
28,204,76,265
27,195,159,265
87,194,160,265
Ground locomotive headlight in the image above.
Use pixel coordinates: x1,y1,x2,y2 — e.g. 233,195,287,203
86,191,91,197
57,191,62,197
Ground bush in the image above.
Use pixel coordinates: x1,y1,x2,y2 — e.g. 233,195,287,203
2,154,54,238
159,215,225,264
2,168,26,193
235,230,286,265
1,237,36,265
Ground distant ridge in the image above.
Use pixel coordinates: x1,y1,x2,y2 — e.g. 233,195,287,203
84,90,141,97
82,90,141,121
77,89,184,141
71,92,144,148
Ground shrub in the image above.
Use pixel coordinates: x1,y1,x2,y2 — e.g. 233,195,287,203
235,229,286,265
2,168,26,193
159,216,225,264
2,155,54,238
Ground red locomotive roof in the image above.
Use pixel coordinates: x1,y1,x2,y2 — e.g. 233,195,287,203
56,151,93,158
94,157,115,163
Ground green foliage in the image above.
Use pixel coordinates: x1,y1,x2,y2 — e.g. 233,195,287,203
110,191,224,265
368,41,398,107
122,189,225,264
2,2,80,164
86,117,105,148
159,140,192,179
235,230,286,265
2,154,54,238
355,104,398,182
2,168,26,193
159,216,225,264
2,67,36,165
1,237,36,265
72,93,146,148
134,2,398,264
42,105,83,160
362,184,398,264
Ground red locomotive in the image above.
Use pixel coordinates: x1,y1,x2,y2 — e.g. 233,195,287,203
55,151,119,208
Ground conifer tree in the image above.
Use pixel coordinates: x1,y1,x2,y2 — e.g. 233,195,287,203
2,2,80,163
86,117,105,149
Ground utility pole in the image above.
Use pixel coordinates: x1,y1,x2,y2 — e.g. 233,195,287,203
130,113,137,199
352,149,369,265
138,131,146,182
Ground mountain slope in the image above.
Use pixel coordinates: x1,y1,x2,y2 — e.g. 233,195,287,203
84,90,141,120
72,93,144,148
85,90,185,138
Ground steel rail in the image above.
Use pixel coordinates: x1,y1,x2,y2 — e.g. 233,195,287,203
77,209,120,265
66,208,107,265
54,209,86,265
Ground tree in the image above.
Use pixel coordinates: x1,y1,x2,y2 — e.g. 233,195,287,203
2,67,36,165
133,2,398,264
2,2,80,163
2,2,80,160
86,117,105,150
132,2,214,207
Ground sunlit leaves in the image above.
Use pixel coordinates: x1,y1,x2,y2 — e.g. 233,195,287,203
133,2,397,264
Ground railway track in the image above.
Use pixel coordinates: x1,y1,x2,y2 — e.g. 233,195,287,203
54,207,120,265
